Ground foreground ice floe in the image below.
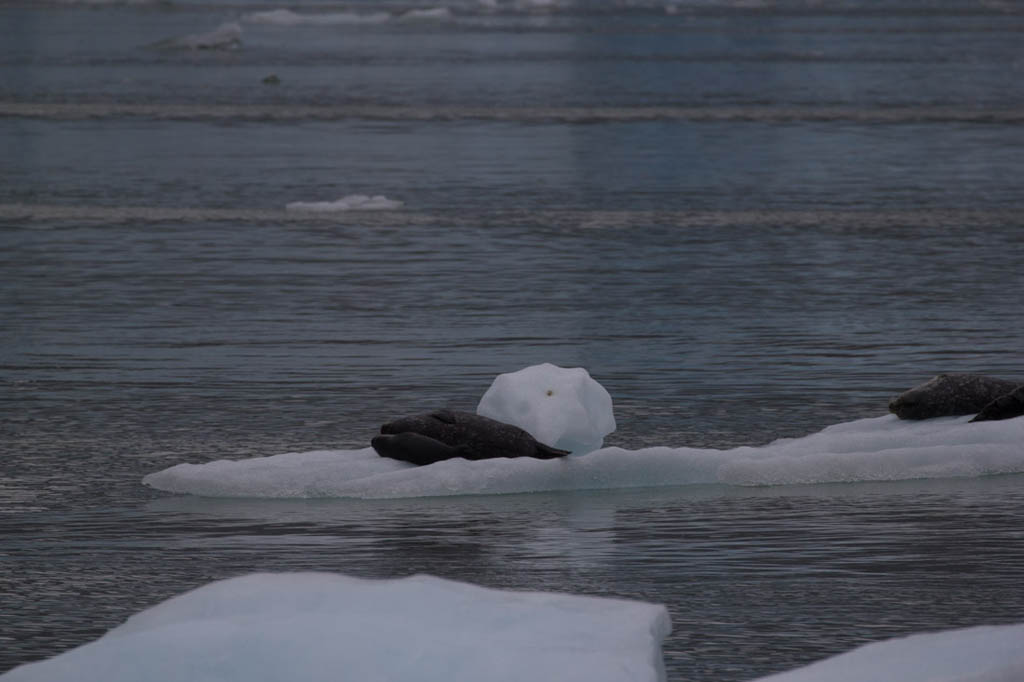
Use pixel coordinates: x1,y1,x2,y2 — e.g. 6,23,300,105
477,363,616,454
751,622,1024,682
285,194,404,212
143,414,1024,499
0,573,671,682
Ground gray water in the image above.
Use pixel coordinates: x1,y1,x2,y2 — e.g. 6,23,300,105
2,1,1024,679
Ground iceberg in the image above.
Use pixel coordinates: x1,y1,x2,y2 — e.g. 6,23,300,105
0,573,672,682
751,622,1024,682
477,363,616,454
143,414,1024,499
243,9,393,26
285,194,404,212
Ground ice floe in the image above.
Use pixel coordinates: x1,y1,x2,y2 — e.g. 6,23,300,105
0,572,672,682
157,22,242,51
243,9,393,26
399,7,454,21
285,194,404,212
751,622,1024,682
143,414,1024,499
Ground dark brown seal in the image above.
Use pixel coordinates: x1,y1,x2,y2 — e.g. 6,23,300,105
371,409,570,466
889,374,1023,420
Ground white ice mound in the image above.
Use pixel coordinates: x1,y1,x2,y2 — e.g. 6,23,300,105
244,9,392,26
0,572,672,682
751,622,1024,682
285,194,404,212
169,22,242,50
477,363,616,454
142,415,1024,500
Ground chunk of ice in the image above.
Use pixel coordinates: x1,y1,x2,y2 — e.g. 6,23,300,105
477,363,616,454
751,622,1024,682
285,194,404,212
0,573,672,682
244,9,392,26
170,22,242,50
398,7,453,20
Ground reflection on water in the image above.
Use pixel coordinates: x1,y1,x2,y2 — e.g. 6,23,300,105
3,478,1024,680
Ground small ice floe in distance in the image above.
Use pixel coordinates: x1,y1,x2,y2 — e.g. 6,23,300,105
285,194,404,212
156,22,243,50
0,572,672,682
750,621,1024,682
398,7,454,21
243,9,393,26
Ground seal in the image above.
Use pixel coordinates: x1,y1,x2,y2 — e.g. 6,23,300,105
970,385,1024,423
888,373,1022,420
371,409,571,465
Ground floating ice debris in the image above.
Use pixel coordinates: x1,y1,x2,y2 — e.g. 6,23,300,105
285,194,404,212
751,622,1024,682
160,22,242,50
244,9,393,26
0,572,672,682
477,363,615,454
142,414,1024,499
398,7,454,21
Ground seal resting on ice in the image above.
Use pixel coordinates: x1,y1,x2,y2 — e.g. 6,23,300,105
970,384,1024,423
888,374,1024,421
371,409,571,466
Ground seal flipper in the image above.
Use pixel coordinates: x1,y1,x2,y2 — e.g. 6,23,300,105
372,432,467,466
533,442,572,459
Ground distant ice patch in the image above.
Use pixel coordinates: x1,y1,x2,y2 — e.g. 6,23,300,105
285,194,404,212
243,9,392,26
477,363,616,454
143,415,1024,499
751,622,1024,682
398,7,454,21
161,22,242,50
0,572,672,682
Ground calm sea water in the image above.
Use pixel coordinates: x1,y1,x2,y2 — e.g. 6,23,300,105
2,1,1024,679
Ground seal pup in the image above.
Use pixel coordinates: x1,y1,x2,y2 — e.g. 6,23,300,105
372,409,570,465
888,374,1022,420
970,385,1024,423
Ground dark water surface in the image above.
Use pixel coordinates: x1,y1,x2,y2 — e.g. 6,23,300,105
2,1,1024,679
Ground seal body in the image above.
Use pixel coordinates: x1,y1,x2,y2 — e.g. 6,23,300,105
373,409,571,465
970,385,1024,423
888,374,1022,420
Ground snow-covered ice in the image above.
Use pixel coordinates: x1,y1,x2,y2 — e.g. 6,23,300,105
0,572,672,682
751,622,1024,682
143,414,1024,499
477,363,616,454
285,194,404,212
243,9,393,26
